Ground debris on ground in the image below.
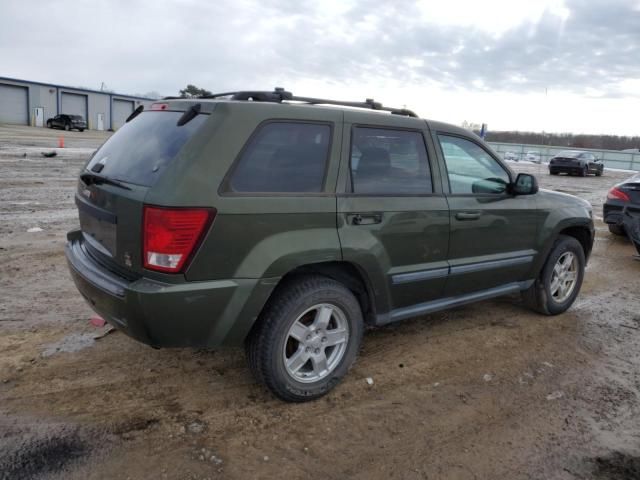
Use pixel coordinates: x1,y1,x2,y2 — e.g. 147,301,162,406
483,373,493,382
89,316,107,327
546,391,565,401
93,325,115,340
27,227,43,233
41,151,57,158
365,377,374,385
187,421,206,434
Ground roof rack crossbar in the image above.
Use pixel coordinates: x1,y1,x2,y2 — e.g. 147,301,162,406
290,95,417,117
166,88,417,117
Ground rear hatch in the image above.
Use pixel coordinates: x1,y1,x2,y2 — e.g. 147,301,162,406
76,103,210,277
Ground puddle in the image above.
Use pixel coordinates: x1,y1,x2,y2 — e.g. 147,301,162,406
590,451,640,480
0,429,89,480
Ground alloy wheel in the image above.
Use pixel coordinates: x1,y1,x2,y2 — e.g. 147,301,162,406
550,251,578,303
282,303,349,383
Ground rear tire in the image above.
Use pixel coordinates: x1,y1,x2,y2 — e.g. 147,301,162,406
608,224,625,236
245,275,364,402
580,165,588,177
523,235,585,315
79,129,85,132
46,121,52,128
596,169,603,177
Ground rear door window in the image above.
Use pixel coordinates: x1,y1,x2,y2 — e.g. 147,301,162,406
226,122,331,193
349,127,432,194
86,111,207,187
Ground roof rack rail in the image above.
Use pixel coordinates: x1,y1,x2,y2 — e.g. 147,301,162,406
164,88,418,117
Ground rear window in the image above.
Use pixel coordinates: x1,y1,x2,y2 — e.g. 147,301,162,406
86,111,207,187
225,122,331,193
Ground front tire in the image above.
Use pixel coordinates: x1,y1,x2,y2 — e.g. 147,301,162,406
523,235,585,315
580,165,588,177
245,275,364,402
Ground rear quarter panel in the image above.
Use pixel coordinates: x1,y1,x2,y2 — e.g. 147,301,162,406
144,102,345,281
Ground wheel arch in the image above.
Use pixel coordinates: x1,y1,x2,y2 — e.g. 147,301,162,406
232,261,380,347
559,225,593,259
532,221,594,279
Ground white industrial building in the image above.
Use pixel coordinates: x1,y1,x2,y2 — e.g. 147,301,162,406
0,76,156,131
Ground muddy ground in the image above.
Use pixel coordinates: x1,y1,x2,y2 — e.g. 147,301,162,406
1,124,640,480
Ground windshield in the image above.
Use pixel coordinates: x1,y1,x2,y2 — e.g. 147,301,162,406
85,111,207,187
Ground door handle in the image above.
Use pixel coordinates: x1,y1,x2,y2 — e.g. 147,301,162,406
455,211,481,221
350,213,383,225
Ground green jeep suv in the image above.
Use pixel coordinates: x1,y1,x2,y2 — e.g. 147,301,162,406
66,89,594,402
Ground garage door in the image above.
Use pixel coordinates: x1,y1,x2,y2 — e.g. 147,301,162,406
0,83,28,125
112,99,134,130
61,92,88,121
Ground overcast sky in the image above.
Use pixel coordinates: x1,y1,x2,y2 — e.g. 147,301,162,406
1,0,639,134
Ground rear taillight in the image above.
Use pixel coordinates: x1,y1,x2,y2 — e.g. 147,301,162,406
607,187,630,202
143,206,215,273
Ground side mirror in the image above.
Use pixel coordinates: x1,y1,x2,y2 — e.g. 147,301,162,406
511,173,538,195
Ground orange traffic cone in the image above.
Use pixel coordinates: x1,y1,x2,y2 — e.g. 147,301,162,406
58,136,64,148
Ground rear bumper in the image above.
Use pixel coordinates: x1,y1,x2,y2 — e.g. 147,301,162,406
622,206,640,255
549,165,584,174
603,200,626,226
65,229,277,348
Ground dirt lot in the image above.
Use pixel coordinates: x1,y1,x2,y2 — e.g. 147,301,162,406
1,124,640,480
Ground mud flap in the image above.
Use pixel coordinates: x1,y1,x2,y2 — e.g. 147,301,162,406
622,205,640,256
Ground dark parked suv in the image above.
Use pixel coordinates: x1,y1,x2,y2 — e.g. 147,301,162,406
47,114,87,131
66,89,594,401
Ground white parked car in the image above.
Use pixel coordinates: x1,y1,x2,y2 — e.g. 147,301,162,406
525,151,541,163
503,151,520,161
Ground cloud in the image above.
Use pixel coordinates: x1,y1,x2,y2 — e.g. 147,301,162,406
0,0,638,101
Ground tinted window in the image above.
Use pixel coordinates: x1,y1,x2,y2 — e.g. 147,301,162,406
86,111,207,187
350,127,432,194
438,135,510,194
227,122,330,193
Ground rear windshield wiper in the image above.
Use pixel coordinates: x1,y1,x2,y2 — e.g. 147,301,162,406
80,172,131,190
177,103,201,126
126,105,144,123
